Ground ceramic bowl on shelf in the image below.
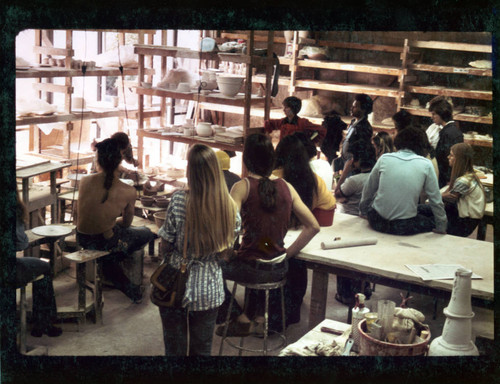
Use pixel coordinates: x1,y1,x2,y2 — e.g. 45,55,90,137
196,122,213,137
141,82,152,88
216,75,244,97
183,127,195,136
154,198,170,209
140,196,155,207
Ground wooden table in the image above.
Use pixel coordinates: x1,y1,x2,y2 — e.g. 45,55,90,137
17,159,71,227
279,319,351,356
284,213,494,329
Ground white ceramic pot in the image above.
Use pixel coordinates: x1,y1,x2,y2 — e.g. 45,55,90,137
196,122,213,137
216,75,244,97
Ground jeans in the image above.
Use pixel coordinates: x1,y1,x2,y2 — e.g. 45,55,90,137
367,206,435,236
77,225,156,300
445,202,481,237
16,258,57,328
159,306,218,356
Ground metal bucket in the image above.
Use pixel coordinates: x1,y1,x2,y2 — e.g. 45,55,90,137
358,319,430,356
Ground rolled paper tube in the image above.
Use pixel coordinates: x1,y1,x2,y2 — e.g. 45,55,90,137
321,237,378,250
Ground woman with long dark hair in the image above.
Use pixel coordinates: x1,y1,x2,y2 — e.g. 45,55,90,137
216,134,319,336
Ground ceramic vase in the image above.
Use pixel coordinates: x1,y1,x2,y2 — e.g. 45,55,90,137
428,268,479,356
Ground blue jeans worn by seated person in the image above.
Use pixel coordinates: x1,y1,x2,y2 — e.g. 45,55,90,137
159,306,218,356
77,225,156,300
367,205,435,236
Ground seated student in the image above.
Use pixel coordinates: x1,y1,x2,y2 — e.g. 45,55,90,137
392,110,413,132
215,150,241,192
15,192,62,337
428,96,464,188
334,139,377,304
442,143,485,237
294,131,334,191
359,127,447,236
216,134,319,336
372,131,394,159
76,138,156,303
264,96,326,143
335,139,376,216
274,133,336,227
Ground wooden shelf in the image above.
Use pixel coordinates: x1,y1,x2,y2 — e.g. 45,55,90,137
408,63,492,77
16,67,154,78
400,106,493,124
294,79,401,98
138,129,244,152
406,85,492,100
134,45,219,60
135,86,266,107
408,40,492,53
16,106,162,127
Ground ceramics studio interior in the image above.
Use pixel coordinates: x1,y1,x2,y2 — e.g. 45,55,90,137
13,29,494,357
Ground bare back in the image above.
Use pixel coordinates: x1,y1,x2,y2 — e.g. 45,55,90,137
77,172,136,237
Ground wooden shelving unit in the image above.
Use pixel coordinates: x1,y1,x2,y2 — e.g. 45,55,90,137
134,31,276,165
16,29,160,162
401,39,493,148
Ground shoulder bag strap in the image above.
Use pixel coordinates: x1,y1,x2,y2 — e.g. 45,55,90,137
181,219,188,272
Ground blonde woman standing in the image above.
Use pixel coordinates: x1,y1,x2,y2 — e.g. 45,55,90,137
157,144,240,356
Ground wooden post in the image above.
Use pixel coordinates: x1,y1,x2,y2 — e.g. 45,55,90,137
137,52,145,169
264,31,274,122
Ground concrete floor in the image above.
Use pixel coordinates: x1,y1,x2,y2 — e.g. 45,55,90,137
19,224,494,357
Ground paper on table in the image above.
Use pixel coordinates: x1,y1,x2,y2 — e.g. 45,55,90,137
405,264,482,281
321,237,378,250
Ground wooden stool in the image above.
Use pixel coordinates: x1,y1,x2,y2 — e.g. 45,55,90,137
61,249,109,330
218,278,288,356
17,274,45,354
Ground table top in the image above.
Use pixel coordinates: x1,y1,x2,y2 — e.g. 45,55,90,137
16,161,70,179
279,319,351,356
286,212,494,301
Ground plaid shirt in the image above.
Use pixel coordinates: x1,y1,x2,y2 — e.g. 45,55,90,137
158,190,240,311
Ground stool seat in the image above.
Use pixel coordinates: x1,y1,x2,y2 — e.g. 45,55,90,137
219,277,288,356
61,249,109,329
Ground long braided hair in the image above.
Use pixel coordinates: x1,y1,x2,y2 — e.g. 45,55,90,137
95,138,122,203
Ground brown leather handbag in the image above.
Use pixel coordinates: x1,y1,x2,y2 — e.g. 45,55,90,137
150,223,189,308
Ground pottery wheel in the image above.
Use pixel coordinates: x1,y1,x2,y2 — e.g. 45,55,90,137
31,225,74,237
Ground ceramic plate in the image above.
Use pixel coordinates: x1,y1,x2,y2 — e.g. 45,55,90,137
16,66,31,70
32,225,73,237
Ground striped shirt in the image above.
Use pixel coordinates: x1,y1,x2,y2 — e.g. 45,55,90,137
158,190,240,311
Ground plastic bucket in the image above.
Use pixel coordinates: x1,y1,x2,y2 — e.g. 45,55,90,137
358,319,430,356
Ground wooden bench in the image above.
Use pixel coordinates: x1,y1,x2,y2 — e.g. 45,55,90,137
61,249,109,329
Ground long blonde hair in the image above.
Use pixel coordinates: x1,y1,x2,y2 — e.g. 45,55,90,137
185,144,238,257
449,143,483,190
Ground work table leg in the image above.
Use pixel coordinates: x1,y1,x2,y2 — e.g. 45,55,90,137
309,269,329,329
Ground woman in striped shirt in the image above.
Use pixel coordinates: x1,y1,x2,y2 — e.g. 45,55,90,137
157,144,240,355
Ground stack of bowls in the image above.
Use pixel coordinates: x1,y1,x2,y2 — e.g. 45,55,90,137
216,75,245,97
